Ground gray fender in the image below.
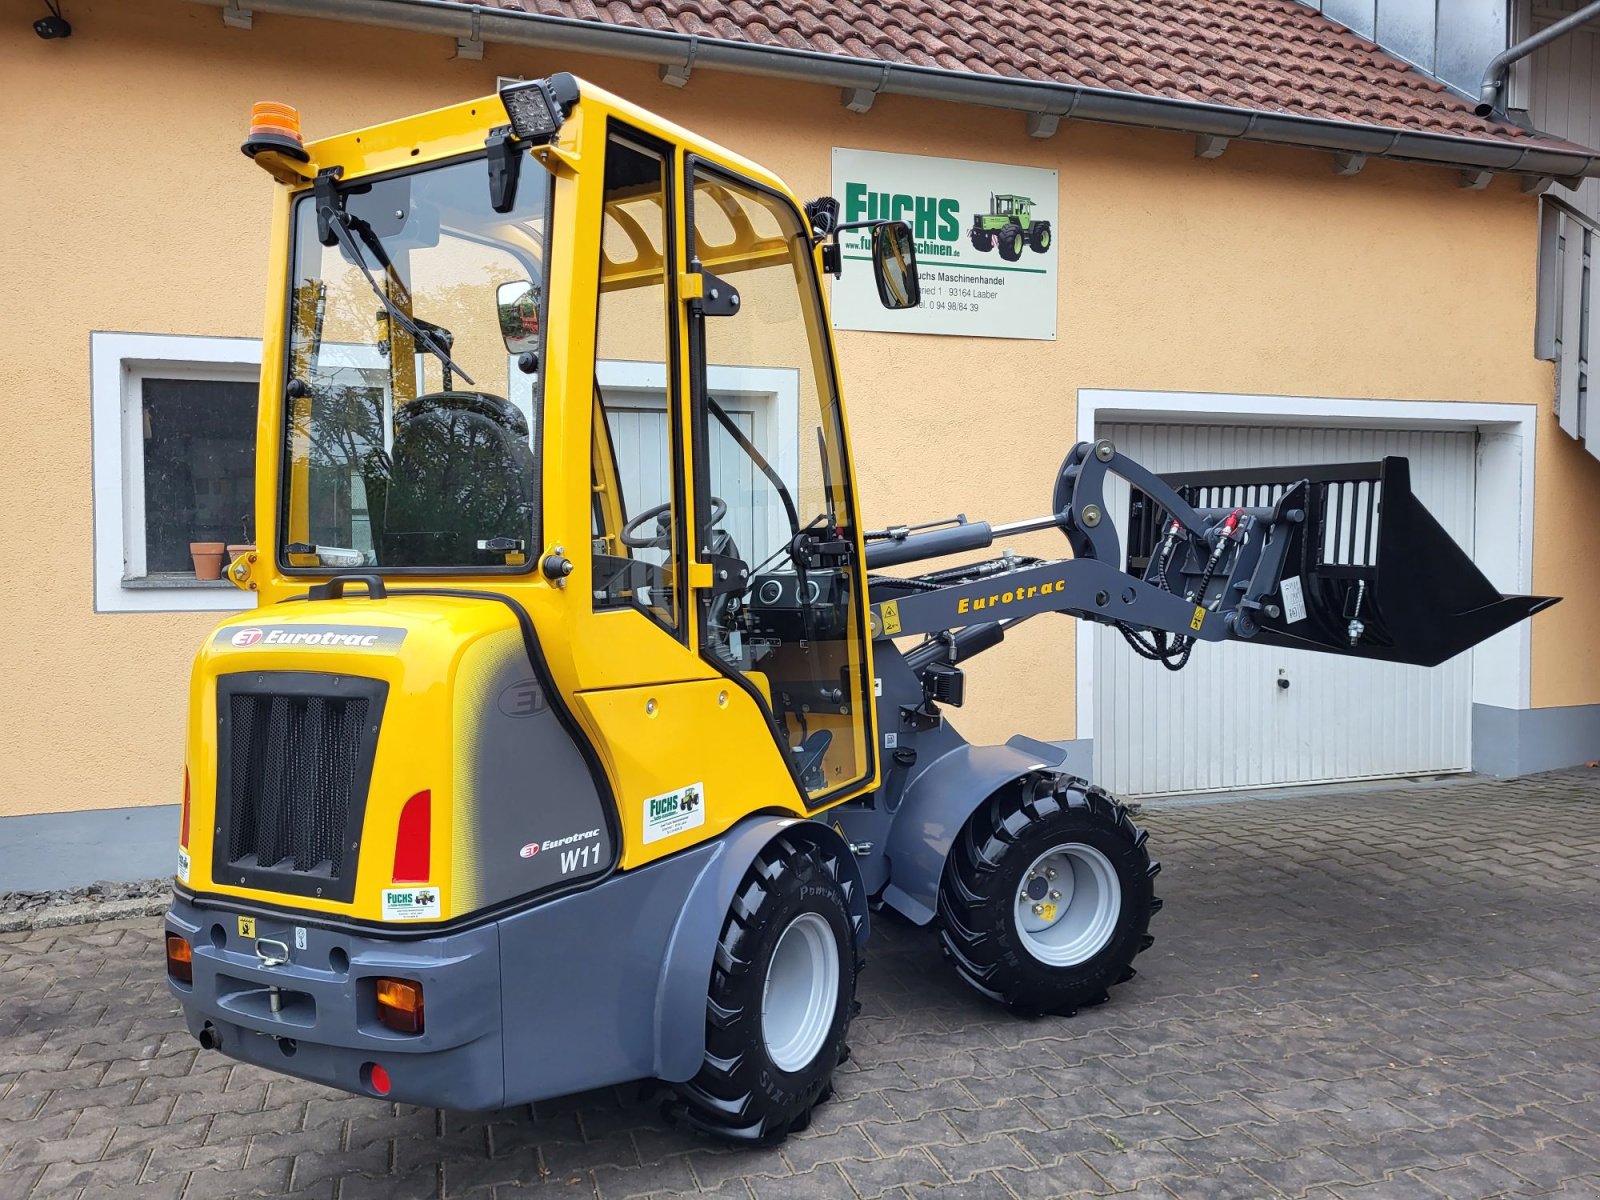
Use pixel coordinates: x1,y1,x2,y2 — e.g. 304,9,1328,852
652,815,869,1083
880,735,1068,926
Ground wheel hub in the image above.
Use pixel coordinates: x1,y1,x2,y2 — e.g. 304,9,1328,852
761,912,840,1074
1014,843,1120,966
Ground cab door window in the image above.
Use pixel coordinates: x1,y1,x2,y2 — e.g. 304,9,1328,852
590,133,682,634
688,168,873,803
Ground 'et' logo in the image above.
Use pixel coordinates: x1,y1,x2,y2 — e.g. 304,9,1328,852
231,628,264,647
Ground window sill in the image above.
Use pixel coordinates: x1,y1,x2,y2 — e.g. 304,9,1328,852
122,575,237,591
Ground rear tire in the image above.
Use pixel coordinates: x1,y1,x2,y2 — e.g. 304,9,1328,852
1028,223,1052,253
667,834,862,1145
937,773,1159,1016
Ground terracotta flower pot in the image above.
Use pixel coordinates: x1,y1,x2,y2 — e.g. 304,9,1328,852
226,543,255,560
190,542,226,580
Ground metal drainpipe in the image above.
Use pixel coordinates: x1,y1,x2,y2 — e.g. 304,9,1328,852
1476,0,1600,116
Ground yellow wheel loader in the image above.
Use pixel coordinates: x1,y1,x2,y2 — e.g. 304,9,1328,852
165,78,1556,1144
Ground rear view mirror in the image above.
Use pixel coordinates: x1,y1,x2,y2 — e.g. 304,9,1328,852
497,280,541,354
871,222,920,309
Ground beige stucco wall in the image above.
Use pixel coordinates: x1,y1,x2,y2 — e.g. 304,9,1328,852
4,0,1598,818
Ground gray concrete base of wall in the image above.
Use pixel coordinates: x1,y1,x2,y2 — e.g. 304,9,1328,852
0,716,1589,892
1473,702,1600,778
1,804,178,893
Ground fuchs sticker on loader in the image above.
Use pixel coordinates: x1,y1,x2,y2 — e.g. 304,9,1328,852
166,76,1557,1148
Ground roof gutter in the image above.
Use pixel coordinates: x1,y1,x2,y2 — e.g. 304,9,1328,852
187,0,1600,181
1476,0,1600,117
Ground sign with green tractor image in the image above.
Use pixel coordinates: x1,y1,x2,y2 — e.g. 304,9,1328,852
969,194,1052,260
829,148,1058,340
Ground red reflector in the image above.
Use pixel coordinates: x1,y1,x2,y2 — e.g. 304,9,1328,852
367,1063,391,1096
392,790,431,883
180,768,191,850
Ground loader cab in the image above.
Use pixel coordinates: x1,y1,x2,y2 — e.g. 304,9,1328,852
258,78,921,849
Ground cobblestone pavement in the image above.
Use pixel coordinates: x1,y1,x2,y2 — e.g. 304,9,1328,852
5,769,1600,1199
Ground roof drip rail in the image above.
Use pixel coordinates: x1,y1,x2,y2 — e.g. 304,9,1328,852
1476,0,1600,117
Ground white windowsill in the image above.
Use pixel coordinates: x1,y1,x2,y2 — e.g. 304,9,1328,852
122,575,237,591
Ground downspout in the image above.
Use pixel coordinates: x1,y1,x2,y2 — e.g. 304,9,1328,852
1475,0,1600,116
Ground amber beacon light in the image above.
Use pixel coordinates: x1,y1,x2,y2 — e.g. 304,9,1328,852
242,101,308,162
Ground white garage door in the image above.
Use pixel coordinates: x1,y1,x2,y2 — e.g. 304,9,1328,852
1093,422,1476,796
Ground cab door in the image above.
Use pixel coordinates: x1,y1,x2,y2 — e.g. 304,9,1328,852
684,163,877,806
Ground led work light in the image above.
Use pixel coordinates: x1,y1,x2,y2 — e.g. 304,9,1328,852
498,73,580,143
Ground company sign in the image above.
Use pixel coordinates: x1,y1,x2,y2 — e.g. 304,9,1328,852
829,148,1058,341
214,625,408,650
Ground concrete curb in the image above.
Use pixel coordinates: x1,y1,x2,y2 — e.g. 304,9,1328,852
0,895,169,934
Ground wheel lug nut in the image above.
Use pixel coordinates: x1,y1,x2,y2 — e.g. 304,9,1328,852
1045,867,1056,879
1050,890,1061,900
1031,903,1043,915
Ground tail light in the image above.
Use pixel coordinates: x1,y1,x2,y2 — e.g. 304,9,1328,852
392,790,431,883
166,934,194,985
375,977,424,1034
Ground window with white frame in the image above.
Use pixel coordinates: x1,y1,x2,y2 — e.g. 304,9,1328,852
92,333,393,613
92,333,266,612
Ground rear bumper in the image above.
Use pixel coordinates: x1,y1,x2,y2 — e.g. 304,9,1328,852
165,897,506,1109
166,836,726,1110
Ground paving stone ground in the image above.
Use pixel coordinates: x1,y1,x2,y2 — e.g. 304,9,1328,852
5,769,1600,1199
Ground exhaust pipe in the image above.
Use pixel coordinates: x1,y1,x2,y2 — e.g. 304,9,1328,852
197,1023,221,1051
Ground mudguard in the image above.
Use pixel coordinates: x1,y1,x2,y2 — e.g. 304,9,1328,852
879,734,1067,926
651,815,868,1083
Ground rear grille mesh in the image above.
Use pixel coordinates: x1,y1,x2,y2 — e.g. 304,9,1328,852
225,692,369,873
214,673,386,901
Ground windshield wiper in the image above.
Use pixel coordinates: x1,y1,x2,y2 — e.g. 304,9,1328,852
319,201,476,387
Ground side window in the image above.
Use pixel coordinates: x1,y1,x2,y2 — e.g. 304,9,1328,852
591,135,681,634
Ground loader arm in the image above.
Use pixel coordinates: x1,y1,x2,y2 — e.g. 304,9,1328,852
867,439,1557,697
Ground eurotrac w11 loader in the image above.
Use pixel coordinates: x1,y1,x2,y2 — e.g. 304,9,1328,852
165,77,1555,1144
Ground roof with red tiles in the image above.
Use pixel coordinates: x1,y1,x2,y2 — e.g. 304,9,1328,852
445,0,1576,150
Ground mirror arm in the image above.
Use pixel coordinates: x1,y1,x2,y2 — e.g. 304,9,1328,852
823,218,890,279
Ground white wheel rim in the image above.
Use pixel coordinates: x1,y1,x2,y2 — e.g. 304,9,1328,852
1013,843,1121,966
762,912,840,1073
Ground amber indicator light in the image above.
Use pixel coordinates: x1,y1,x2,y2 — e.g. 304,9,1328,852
166,934,193,985
375,977,424,1034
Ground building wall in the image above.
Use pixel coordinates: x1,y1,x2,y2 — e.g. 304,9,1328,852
4,0,1597,820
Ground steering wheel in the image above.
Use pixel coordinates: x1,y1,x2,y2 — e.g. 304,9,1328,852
620,496,727,549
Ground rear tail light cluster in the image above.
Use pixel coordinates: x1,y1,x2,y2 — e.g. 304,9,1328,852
166,934,193,984
375,977,424,1034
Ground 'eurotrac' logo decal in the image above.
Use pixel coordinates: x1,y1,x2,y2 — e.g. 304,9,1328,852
955,578,1067,616
215,625,408,650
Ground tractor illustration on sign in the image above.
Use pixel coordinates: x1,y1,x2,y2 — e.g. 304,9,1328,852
969,193,1052,261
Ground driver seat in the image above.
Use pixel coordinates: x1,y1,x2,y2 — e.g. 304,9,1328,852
380,391,537,567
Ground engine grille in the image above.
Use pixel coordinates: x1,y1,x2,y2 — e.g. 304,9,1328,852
213,673,387,902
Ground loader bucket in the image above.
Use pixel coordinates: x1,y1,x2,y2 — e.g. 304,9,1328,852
1129,457,1557,667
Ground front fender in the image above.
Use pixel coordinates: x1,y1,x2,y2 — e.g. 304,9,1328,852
652,815,868,1083
880,735,1067,926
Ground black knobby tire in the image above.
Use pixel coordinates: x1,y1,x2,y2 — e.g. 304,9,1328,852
998,224,1024,262
969,226,995,252
937,773,1160,1016
667,834,863,1145
1028,223,1052,253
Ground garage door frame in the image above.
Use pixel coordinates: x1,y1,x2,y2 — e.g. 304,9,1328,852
1074,389,1537,789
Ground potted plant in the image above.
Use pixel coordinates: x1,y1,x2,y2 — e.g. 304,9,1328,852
189,541,226,580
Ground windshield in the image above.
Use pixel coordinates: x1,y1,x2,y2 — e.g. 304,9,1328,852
282,155,549,570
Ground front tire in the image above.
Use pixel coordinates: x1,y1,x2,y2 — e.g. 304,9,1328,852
937,773,1159,1016
969,226,995,252
997,224,1024,262
667,834,862,1145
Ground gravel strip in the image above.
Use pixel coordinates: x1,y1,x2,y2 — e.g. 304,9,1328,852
0,878,169,932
